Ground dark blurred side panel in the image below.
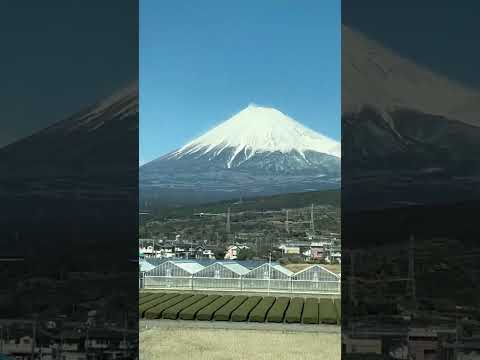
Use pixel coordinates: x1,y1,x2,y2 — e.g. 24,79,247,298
342,1,480,359
0,1,138,358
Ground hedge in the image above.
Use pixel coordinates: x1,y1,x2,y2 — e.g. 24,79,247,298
139,293,158,305
231,296,262,322
319,298,337,324
144,294,192,319
334,298,341,323
139,292,153,300
214,296,248,321
163,294,207,320
197,296,234,321
179,295,221,320
139,293,176,318
249,297,276,322
285,297,304,323
266,297,290,323
302,298,319,324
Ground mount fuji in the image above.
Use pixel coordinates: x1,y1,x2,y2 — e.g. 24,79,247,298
342,25,480,209
140,105,340,206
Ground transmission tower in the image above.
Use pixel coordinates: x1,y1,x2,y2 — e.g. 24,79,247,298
226,207,231,234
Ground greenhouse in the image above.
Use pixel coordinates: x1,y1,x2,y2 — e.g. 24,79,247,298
141,259,341,294
193,262,250,290
292,264,340,293
242,263,293,291
139,258,155,288
144,260,204,289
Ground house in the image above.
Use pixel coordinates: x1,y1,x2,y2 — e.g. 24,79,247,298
278,244,300,255
310,242,326,260
224,245,249,260
327,251,341,264
193,245,216,259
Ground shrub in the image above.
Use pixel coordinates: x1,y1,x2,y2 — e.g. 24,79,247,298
139,293,174,318
163,294,207,320
231,296,262,322
197,296,234,321
249,297,275,322
139,293,157,305
286,255,304,264
214,296,248,321
144,294,192,319
285,297,304,323
302,298,319,324
179,295,221,320
266,297,290,323
334,298,341,323
319,298,337,324
139,292,153,300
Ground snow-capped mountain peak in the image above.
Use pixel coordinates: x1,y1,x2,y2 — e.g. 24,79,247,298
342,25,480,127
169,105,340,167
141,104,340,204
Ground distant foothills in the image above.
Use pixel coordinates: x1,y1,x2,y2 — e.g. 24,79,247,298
140,189,340,220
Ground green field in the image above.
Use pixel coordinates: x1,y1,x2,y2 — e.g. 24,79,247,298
139,292,340,325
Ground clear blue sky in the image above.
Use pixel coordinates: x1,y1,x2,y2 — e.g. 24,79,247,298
140,0,340,165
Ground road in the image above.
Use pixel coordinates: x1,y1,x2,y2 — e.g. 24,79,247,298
140,319,340,333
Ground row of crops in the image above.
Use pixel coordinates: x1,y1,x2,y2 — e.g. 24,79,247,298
139,292,340,324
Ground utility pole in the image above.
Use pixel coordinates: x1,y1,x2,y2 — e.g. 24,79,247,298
268,252,272,295
408,234,416,310
58,330,63,360
310,204,315,233
31,316,37,360
85,325,90,359
349,251,356,305
226,208,231,234
123,312,128,358
286,209,290,234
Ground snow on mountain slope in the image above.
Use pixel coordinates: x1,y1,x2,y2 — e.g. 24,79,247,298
141,104,340,204
168,104,340,168
0,82,138,179
342,25,480,127
41,81,138,135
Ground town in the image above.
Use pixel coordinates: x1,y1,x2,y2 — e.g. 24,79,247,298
138,193,341,269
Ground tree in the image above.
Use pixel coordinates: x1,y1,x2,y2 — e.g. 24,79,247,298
237,248,256,260
214,248,226,260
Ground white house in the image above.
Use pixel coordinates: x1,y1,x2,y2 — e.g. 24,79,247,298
224,245,249,260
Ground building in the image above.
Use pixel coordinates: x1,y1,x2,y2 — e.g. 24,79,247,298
193,262,249,289
224,245,249,260
326,251,341,264
144,260,205,289
310,241,332,260
193,245,216,259
278,244,301,255
292,264,340,293
242,263,293,291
